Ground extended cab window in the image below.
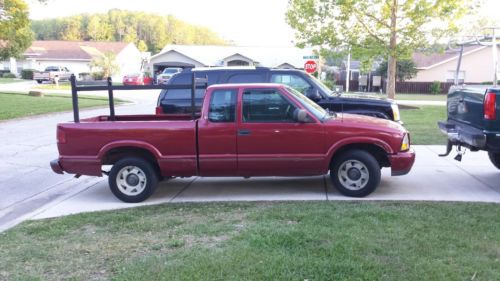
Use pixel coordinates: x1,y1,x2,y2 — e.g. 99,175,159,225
242,89,297,123
208,89,237,122
271,74,312,94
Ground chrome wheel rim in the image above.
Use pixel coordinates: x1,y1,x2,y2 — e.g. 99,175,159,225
116,166,147,196
337,160,369,191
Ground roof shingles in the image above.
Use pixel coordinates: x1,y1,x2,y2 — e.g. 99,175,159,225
24,41,129,60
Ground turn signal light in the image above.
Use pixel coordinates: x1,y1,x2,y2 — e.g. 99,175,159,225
484,92,497,120
400,133,410,152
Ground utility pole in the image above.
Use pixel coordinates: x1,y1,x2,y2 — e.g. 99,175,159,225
346,48,351,93
492,28,498,87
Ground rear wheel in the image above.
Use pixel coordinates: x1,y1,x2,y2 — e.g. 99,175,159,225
488,152,500,169
36,80,42,84
330,150,381,197
108,157,158,203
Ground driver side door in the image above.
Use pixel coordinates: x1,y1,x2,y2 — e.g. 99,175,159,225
237,88,325,176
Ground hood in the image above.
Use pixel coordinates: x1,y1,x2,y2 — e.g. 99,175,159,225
335,93,394,105
327,113,406,134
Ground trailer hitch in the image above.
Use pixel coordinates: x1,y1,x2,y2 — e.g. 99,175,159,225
454,145,466,162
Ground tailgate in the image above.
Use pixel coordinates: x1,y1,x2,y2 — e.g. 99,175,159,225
447,86,487,129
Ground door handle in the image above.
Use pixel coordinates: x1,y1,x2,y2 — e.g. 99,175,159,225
238,130,251,136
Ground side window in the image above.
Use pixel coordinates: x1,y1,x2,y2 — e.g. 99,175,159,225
271,74,312,94
208,89,237,122
227,73,264,83
242,89,297,123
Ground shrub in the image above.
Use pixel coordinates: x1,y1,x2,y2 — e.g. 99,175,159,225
91,71,104,80
430,81,441,95
21,69,35,80
2,73,16,78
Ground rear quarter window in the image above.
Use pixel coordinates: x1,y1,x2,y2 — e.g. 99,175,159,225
226,73,265,83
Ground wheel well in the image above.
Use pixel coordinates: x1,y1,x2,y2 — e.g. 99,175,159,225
331,144,390,168
102,147,161,174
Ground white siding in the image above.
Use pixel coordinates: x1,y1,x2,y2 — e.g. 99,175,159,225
114,43,143,81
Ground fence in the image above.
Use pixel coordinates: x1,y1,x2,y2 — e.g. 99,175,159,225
335,79,455,94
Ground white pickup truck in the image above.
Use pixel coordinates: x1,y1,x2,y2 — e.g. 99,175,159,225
34,66,73,84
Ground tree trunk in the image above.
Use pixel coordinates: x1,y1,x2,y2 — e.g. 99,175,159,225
386,0,398,99
387,55,397,99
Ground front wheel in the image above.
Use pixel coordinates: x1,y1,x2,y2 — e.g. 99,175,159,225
488,152,500,169
330,150,381,197
108,157,158,203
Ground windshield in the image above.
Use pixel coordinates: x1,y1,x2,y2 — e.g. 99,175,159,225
307,73,334,96
285,86,332,121
162,68,180,74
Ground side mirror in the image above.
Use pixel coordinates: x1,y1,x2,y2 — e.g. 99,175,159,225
293,108,308,123
305,88,321,101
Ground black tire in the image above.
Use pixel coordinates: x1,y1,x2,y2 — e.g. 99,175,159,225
108,157,158,203
330,150,381,197
36,80,42,84
488,152,500,169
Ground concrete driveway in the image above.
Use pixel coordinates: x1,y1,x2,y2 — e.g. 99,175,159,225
0,82,162,230
29,145,500,221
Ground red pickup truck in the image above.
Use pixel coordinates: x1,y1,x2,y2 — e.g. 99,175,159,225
51,83,415,202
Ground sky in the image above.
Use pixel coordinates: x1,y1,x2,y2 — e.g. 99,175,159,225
27,0,500,47
28,0,296,47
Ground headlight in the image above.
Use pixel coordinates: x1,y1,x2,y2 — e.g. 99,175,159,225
400,133,410,152
391,103,400,121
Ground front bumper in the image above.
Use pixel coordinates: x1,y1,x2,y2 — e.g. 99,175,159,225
388,148,415,176
438,120,487,149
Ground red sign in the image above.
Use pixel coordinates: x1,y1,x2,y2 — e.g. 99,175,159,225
304,60,317,74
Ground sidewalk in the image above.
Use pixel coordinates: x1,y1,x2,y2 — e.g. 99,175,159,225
29,145,500,221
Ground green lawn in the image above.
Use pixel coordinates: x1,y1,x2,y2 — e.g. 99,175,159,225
396,93,447,101
34,82,124,90
401,106,447,145
1,202,499,280
0,78,24,84
0,92,124,120
34,82,71,90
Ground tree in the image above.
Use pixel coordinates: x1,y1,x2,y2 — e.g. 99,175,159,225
90,51,120,78
137,40,148,52
0,0,32,60
377,59,418,82
86,15,112,41
287,0,472,98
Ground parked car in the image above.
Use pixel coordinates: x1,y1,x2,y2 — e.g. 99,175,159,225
122,73,153,85
156,68,182,84
156,67,401,122
438,85,500,167
51,82,415,203
33,66,72,84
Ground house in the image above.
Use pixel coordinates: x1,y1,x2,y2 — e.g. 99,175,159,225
148,44,314,74
2,40,144,81
411,45,500,83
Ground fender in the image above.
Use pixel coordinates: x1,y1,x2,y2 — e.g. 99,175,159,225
97,140,163,160
323,137,393,170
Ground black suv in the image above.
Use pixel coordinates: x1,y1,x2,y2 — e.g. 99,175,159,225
157,67,401,122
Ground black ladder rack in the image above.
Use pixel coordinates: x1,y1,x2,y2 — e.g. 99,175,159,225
69,73,207,122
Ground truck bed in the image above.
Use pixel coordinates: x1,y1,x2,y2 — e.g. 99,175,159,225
57,115,199,176
82,114,200,122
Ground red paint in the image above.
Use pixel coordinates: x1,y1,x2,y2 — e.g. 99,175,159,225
52,83,415,179
122,73,153,85
304,60,317,74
